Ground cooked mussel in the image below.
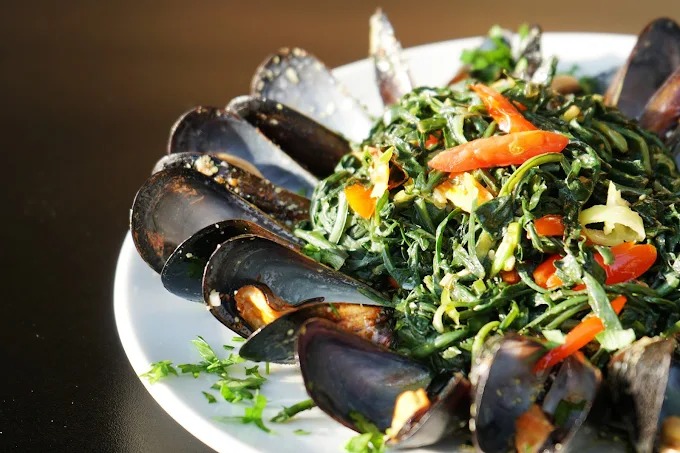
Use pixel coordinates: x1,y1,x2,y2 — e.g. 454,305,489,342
369,8,413,106
153,152,310,226
296,318,471,448
202,233,388,337
130,168,298,273
227,95,351,178
238,300,393,364
470,334,601,453
251,47,374,142
607,336,679,452
167,106,318,194
639,67,680,139
604,18,680,120
160,220,284,302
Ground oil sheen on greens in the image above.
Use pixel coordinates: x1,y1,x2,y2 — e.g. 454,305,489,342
295,40,680,373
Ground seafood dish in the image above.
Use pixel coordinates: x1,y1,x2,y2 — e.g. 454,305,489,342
129,10,680,453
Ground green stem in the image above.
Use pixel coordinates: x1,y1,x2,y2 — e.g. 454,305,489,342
498,153,564,197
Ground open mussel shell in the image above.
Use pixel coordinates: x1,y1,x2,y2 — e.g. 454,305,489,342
153,152,310,226
511,24,548,83
387,373,471,449
470,334,600,453
369,8,413,106
202,233,388,337
297,319,469,448
297,318,430,432
639,67,680,138
297,318,470,448
238,301,393,364
160,220,283,302
604,17,680,119
251,47,374,142
167,106,318,194
130,168,298,273
227,96,351,178
607,336,678,452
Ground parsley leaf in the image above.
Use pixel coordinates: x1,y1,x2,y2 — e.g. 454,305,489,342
202,391,217,404
270,399,316,423
344,412,386,453
215,393,271,433
140,360,178,384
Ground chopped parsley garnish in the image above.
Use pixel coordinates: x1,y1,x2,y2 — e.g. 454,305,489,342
345,412,386,453
215,393,271,433
202,391,217,404
270,399,316,423
140,360,177,384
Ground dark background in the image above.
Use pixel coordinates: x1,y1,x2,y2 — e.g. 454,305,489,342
2,1,678,451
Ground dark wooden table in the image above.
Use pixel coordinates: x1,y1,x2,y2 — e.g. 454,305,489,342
3,1,678,451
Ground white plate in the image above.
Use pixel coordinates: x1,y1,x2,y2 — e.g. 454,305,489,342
114,33,636,453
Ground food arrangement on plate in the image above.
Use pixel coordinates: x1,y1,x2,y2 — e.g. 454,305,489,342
128,10,680,453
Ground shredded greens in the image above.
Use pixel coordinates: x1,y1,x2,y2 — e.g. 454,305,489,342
298,45,680,373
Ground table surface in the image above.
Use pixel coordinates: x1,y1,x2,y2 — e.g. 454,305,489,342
3,1,679,451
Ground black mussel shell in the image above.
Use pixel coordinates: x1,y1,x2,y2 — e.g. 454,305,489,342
471,335,549,453
167,106,318,194
130,168,297,273
202,234,388,337
387,373,471,449
369,8,413,106
297,318,432,433
604,17,680,119
153,152,310,226
160,220,284,302
471,334,600,453
639,67,680,138
238,301,394,364
512,24,547,83
251,47,374,143
227,96,351,178
608,336,677,452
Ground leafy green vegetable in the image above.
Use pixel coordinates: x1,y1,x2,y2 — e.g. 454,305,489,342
215,393,271,433
345,412,386,453
271,399,316,423
298,26,680,372
202,391,217,404
141,360,177,384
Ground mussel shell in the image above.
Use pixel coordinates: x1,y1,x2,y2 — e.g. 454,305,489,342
540,352,601,447
167,106,318,194
153,152,310,226
511,24,545,82
227,96,351,178
369,8,413,106
604,18,680,119
130,168,297,273
251,47,374,143
387,373,471,449
639,67,680,138
297,318,432,432
160,220,283,302
202,234,388,337
470,334,549,453
238,301,394,364
608,336,677,452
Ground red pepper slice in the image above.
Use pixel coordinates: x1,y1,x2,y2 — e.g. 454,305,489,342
471,83,537,133
534,215,565,237
428,130,569,173
533,295,627,372
533,243,657,289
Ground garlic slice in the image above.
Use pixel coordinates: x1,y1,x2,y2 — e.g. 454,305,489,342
579,181,645,246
